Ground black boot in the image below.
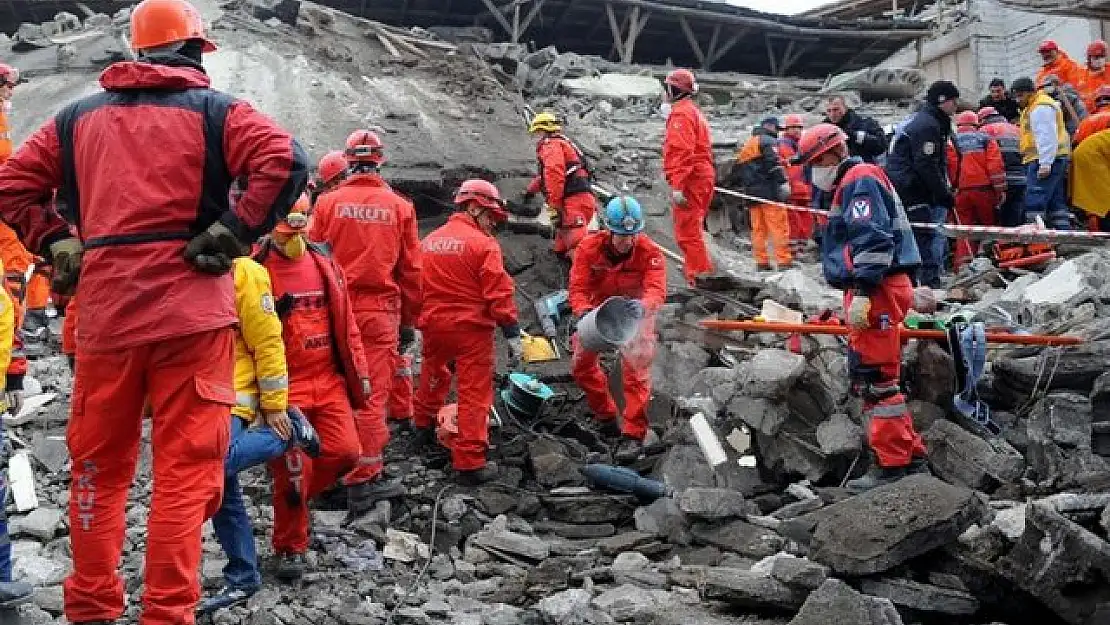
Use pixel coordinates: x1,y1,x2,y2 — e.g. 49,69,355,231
595,418,621,439
346,475,405,520
274,552,308,581
455,462,499,486
287,406,321,458
613,437,644,465
197,586,256,616
846,466,907,493
412,425,437,450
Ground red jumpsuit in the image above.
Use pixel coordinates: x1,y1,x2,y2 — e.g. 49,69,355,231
777,137,814,244
309,173,422,484
1079,68,1110,113
414,213,518,470
260,245,368,554
569,232,667,440
0,61,307,625
389,353,414,420
946,130,1006,267
526,133,597,255
663,98,716,283
1074,110,1110,145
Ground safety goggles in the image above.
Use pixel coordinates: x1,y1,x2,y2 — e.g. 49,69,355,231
284,212,309,230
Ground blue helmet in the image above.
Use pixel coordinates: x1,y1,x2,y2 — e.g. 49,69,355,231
604,196,644,235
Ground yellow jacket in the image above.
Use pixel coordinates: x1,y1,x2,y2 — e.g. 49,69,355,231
232,258,288,420
1070,128,1110,217
1020,92,1070,164
0,259,13,390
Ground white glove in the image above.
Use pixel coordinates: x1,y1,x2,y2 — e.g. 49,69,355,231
847,295,871,329
778,182,792,201
506,336,524,370
1,390,21,416
855,130,867,145
671,189,688,207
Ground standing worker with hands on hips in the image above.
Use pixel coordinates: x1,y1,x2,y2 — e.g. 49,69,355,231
570,196,667,464
795,123,927,492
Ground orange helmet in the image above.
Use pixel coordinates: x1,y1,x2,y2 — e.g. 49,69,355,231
274,201,310,235
345,129,385,166
454,179,507,221
130,0,215,53
795,123,848,166
1089,40,1108,58
1038,39,1059,54
783,114,805,129
977,106,999,123
317,150,347,185
664,69,697,96
955,111,979,128
0,64,18,86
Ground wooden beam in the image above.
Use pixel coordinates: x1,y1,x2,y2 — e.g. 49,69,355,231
677,16,705,66
605,3,625,61
624,7,649,63
511,3,521,42
765,33,777,76
780,41,808,76
777,39,796,76
477,0,514,37
519,0,546,34
705,23,721,69
831,39,884,74
705,28,746,68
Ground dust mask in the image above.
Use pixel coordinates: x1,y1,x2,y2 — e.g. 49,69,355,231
1093,58,1107,71
2,101,11,114
279,234,307,259
659,102,672,117
811,166,838,192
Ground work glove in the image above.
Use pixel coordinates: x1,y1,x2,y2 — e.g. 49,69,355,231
847,295,871,329
263,409,292,441
398,327,416,354
0,389,21,416
274,293,295,319
912,287,938,314
545,203,561,228
777,183,792,202
671,189,688,207
183,221,247,275
1037,164,1052,180
506,336,524,371
48,237,82,296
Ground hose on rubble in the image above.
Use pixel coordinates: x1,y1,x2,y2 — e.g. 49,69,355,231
383,483,452,625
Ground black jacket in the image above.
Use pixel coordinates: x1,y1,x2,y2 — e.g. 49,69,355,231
979,94,1020,123
824,109,887,163
885,104,954,209
727,127,787,201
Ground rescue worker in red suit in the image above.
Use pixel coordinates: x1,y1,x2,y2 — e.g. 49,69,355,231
1079,40,1110,113
524,112,596,257
662,68,716,285
946,111,1006,268
309,129,420,518
777,114,814,251
0,64,28,405
0,0,309,621
795,123,927,492
1074,85,1110,145
256,212,370,580
413,180,522,485
978,106,1027,228
310,149,347,207
570,196,666,464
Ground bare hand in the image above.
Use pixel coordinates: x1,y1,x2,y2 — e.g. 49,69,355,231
264,410,292,441
1037,164,1052,180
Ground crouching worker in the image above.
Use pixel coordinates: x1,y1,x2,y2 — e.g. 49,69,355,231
794,124,927,492
197,254,321,615
413,180,521,486
255,212,372,580
570,196,667,464
0,259,32,606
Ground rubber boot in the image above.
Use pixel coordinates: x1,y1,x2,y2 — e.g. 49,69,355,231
274,552,307,581
455,461,500,486
346,475,405,521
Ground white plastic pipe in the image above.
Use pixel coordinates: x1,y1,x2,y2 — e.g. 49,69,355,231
690,413,728,468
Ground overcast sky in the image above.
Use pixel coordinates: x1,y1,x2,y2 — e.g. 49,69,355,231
729,0,839,15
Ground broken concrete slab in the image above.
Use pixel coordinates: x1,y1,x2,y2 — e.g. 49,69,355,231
676,488,758,520
737,349,806,400
473,530,550,562
689,367,741,407
597,531,654,556
691,519,784,559
809,475,987,576
634,497,691,546
543,494,637,525
248,0,301,25
652,444,716,491
535,588,614,625
726,396,789,437
754,431,831,483
560,74,661,102
529,438,584,488
788,579,904,625
11,507,63,541
534,521,616,540
859,577,980,615
750,553,829,591
923,420,1025,490
702,567,809,611
591,584,672,622
815,413,864,457
610,551,667,589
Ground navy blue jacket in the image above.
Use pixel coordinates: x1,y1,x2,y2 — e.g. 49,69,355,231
824,109,888,163
885,104,955,209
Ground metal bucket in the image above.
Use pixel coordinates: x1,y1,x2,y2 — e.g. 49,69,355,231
576,296,642,352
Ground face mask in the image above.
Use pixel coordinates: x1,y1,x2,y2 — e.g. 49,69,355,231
1043,85,1057,96
1093,58,1106,71
811,165,838,192
659,102,672,117
279,234,307,259
2,101,11,114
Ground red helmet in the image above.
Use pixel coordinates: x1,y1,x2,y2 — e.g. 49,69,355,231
795,123,848,166
955,111,979,128
317,150,347,186
664,69,697,95
976,106,999,123
0,63,18,86
783,113,805,129
454,179,507,221
1089,40,1108,58
1038,39,1059,53
345,129,385,165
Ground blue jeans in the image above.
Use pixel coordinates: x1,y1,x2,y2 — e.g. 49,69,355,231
998,185,1026,228
906,204,947,288
1024,159,1071,230
0,473,9,583
212,416,289,591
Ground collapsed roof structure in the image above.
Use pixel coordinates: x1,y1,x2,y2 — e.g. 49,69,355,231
314,0,932,77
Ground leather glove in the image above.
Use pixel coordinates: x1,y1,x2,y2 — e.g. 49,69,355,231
1037,164,1052,180
399,327,416,354
183,221,247,275
847,295,871,329
506,336,524,371
0,390,21,416
671,189,688,207
49,237,83,296
777,183,792,202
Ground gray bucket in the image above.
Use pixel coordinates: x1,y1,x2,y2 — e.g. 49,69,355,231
576,296,643,352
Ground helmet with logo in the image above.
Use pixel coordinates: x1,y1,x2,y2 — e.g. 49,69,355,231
976,106,999,123
795,123,848,166
783,113,805,129
317,150,348,186
528,112,561,133
664,69,698,98
130,0,216,53
454,179,508,222
604,196,644,235
345,129,385,166
955,111,979,128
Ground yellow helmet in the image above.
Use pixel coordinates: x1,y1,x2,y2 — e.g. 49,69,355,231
528,112,561,133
